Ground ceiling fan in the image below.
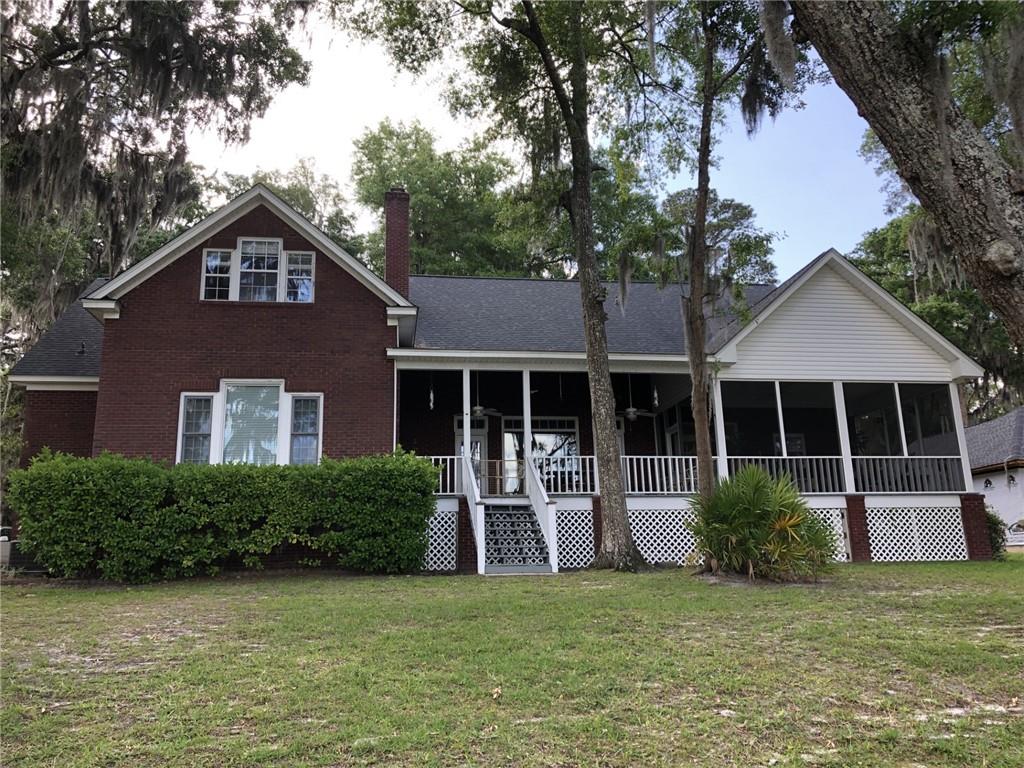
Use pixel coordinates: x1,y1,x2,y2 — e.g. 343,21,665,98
471,372,502,417
617,374,656,422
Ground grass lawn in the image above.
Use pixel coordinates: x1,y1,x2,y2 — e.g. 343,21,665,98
2,559,1022,767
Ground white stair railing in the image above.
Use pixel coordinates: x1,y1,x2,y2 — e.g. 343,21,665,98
532,455,596,495
461,455,486,575
525,458,559,572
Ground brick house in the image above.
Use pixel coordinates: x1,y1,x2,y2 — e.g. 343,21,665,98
10,185,994,572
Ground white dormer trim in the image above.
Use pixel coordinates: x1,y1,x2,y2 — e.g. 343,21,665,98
86,184,414,315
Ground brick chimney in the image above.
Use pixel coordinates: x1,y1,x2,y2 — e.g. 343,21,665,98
384,186,410,298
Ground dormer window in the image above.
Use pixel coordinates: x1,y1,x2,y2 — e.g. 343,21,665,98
201,238,315,303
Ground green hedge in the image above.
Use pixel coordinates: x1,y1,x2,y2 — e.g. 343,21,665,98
6,450,438,582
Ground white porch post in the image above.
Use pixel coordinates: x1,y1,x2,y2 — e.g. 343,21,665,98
712,377,729,481
892,382,909,456
462,368,472,463
833,381,857,494
522,369,533,470
949,381,974,492
773,380,788,457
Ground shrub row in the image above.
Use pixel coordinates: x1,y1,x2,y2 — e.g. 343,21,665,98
6,450,438,582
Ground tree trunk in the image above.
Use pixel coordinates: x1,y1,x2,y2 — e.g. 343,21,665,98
516,1,644,570
684,10,718,499
790,1,1024,346
566,15,644,573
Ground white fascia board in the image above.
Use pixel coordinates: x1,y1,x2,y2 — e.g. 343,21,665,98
81,298,120,321
386,348,711,373
89,185,412,308
9,375,100,391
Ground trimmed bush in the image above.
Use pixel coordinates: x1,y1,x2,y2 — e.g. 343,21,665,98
688,466,835,581
6,450,437,582
985,506,1008,561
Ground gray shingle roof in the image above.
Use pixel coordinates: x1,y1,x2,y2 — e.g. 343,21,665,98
10,279,107,378
13,270,785,380
409,275,777,354
965,406,1024,471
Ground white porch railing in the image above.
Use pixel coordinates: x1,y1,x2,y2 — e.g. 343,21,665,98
853,456,965,493
438,453,966,497
728,456,845,494
533,455,597,495
430,455,461,495
461,454,486,575
622,455,699,495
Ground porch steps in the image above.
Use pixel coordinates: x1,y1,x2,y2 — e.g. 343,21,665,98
484,503,552,574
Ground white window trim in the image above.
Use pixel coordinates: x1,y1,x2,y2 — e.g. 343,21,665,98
285,250,316,303
288,392,324,465
176,392,216,465
176,380,323,465
199,239,316,304
234,237,284,303
200,248,233,301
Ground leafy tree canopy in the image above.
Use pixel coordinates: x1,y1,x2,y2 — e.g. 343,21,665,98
351,119,517,275
219,159,362,256
1,0,311,268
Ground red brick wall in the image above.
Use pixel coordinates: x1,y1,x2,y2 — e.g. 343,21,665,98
844,495,872,562
19,390,98,466
384,188,410,298
92,204,395,462
959,493,993,561
456,496,477,574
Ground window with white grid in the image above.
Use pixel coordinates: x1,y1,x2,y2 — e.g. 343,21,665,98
180,396,213,464
238,239,281,302
286,252,314,302
202,250,231,300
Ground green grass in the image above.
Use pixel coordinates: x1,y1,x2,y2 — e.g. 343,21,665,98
2,559,1022,767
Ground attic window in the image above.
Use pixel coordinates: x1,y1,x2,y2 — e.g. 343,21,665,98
200,239,314,303
239,239,281,301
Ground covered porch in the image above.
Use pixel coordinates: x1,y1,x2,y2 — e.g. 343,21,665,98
399,368,971,498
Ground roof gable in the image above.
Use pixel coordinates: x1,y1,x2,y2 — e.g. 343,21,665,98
87,185,411,307
715,249,983,380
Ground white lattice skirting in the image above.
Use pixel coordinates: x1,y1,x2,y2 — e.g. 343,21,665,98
556,509,595,570
423,509,458,572
866,507,968,561
629,508,699,565
810,508,851,562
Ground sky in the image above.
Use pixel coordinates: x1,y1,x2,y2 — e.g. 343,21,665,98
187,24,892,281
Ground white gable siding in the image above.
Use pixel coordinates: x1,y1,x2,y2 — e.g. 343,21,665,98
725,264,954,381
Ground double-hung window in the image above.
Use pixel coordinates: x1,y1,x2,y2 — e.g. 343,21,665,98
290,396,321,465
200,239,315,303
177,382,322,465
203,251,232,301
239,239,281,302
180,396,213,463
